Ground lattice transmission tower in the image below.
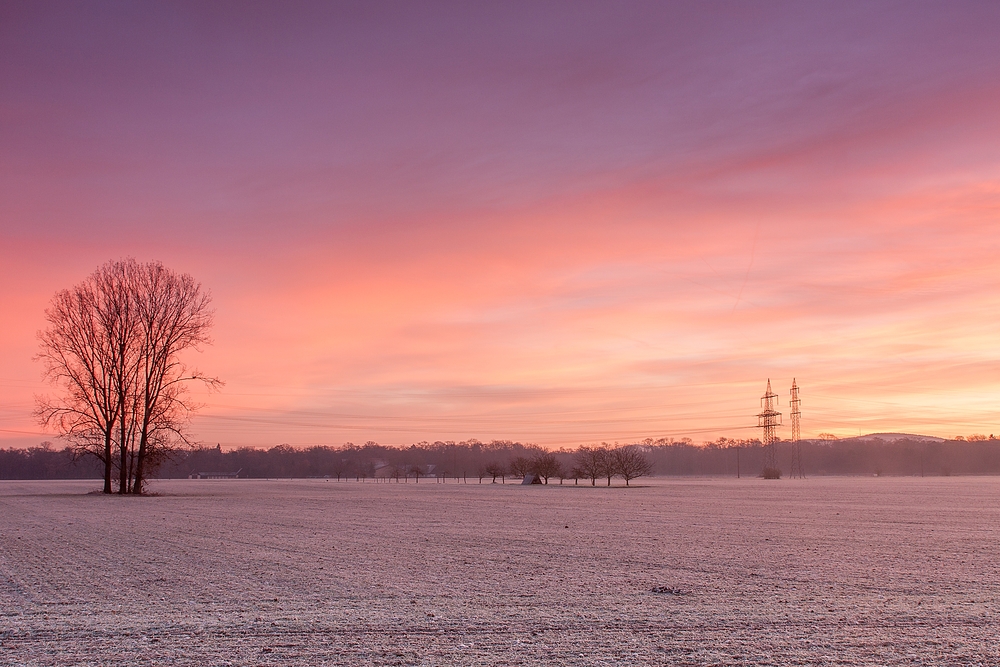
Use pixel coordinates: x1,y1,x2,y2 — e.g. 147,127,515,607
757,379,782,472
789,378,804,478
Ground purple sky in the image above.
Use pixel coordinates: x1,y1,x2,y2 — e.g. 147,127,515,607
3,2,1000,448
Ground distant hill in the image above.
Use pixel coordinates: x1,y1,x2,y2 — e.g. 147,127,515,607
825,433,948,444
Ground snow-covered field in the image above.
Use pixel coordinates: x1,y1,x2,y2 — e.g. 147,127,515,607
1,476,997,666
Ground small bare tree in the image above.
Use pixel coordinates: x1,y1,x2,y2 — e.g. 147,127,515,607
574,447,604,486
578,445,617,486
331,456,349,481
531,452,562,485
406,462,424,483
613,445,653,486
484,461,506,483
509,456,532,480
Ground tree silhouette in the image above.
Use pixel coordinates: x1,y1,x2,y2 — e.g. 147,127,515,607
36,259,219,493
484,461,506,483
612,445,653,486
509,455,532,479
574,446,605,486
531,452,562,485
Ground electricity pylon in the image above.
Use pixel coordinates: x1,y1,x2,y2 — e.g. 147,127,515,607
789,378,804,478
757,378,782,472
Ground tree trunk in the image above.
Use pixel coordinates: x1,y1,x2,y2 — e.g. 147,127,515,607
118,414,128,494
103,431,113,494
132,398,153,494
132,433,147,494
117,359,129,493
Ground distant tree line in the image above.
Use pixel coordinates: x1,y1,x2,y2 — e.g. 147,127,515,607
5,436,1000,481
163,440,654,486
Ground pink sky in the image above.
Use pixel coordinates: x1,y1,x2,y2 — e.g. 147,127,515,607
3,2,1000,449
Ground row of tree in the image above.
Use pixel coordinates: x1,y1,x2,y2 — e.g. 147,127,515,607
6,437,1000,481
477,445,652,485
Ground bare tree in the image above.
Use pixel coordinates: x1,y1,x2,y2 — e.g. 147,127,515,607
574,447,604,486
613,445,653,486
36,279,124,493
129,262,219,492
406,462,424,483
330,456,349,481
597,445,617,486
36,259,219,494
531,452,562,485
484,461,506,484
509,455,532,480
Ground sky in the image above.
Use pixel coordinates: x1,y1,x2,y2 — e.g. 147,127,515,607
3,1,1000,449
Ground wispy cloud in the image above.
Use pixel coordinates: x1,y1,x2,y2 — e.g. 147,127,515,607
3,3,1000,446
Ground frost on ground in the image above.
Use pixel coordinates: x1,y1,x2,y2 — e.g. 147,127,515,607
1,476,998,666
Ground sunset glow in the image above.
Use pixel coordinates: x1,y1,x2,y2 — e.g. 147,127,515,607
3,3,1000,448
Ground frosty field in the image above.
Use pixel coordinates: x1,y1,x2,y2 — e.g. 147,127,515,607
1,477,998,666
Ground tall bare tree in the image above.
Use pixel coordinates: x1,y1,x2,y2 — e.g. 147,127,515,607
36,279,124,493
128,263,217,492
36,259,219,494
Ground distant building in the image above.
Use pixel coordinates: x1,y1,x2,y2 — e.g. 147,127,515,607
189,469,242,479
374,464,400,479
